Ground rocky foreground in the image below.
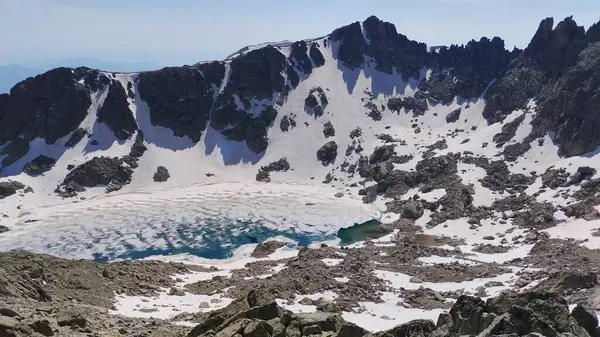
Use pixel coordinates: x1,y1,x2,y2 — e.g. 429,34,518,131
1,230,600,337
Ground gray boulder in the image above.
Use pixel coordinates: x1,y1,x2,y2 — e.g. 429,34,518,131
153,166,170,182
317,141,338,166
446,108,461,123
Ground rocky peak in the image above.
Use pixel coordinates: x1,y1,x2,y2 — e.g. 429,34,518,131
0,67,92,145
430,36,510,73
330,21,367,70
586,19,600,44
227,45,287,102
362,15,428,77
288,41,313,75
523,16,587,78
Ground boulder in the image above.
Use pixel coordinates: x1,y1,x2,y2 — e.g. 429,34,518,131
375,319,436,337
243,319,273,337
323,121,335,138
334,323,368,337
251,241,286,258
56,311,87,328
316,301,341,313
29,319,55,336
317,141,338,166
571,303,598,337
153,166,170,182
0,316,18,336
446,108,461,123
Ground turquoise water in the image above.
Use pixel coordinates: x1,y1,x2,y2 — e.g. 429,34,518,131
86,218,337,262
337,219,384,245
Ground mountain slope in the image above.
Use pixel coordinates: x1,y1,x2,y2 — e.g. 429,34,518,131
0,15,600,260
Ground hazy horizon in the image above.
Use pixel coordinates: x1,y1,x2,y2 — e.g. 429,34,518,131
1,0,599,68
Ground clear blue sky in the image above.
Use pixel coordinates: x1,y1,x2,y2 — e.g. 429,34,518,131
1,0,598,67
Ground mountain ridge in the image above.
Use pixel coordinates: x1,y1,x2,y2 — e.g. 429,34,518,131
0,14,600,253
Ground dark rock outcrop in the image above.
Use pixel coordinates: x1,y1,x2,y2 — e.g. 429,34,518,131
97,80,137,140
184,289,595,337
0,138,30,167
23,155,56,176
536,42,600,156
323,121,335,138
317,141,337,166
446,108,461,123
332,16,428,79
310,43,325,67
56,157,133,196
153,166,170,182
0,180,25,198
64,128,89,148
386,96,427,115
493,113,526,147
0,68,92,146
138,62,225,142
279,115,296,132
256,158,290,182
220,105,278,153
250,241,286,258
426,37,513,102
289,41,313,75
